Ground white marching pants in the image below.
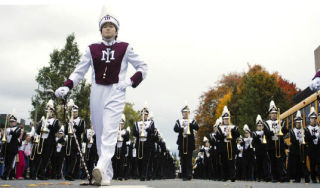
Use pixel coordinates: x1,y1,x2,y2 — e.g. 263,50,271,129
90,82,126,181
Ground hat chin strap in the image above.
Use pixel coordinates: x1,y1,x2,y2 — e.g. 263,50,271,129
102,36,116,42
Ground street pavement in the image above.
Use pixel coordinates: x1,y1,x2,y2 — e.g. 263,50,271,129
0,179,319,188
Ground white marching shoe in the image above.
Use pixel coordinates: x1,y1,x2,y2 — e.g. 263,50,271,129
92,167,103,185
92,167,111,186
100,180,111,186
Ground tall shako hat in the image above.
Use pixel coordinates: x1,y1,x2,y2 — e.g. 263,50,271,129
45,99,55,112
308,107,317,118
294,110,303,122
222,106,230,119
256,114,263,125
268,100,277,113
99,6,119,32
141,102,149,115
120,114,126,123
72,105,79,112
243,124,251,133
9,114,17,122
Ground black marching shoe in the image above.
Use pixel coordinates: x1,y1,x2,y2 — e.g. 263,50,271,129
64,175,74,181
305,177,310,183
37,175,48,180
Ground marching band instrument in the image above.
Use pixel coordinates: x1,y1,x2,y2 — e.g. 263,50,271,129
226,111,233,160
30,135,40,160
1,114,9,143
85,126,94,161
116,122,124,159
183,112,191,155
275,108,282,158
37,108,50,155
64,99,91,184
262,134,267,144
138,109,146,160
299,119,306,163
66,105,74,156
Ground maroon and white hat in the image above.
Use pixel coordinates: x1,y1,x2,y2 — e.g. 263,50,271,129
99,14,120,32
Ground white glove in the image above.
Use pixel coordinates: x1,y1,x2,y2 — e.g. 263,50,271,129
257,131,264,136
299,137,303,144
116,79,132,91
55,86,70,98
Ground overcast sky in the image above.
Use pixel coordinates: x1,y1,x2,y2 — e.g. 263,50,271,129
1,0,320,151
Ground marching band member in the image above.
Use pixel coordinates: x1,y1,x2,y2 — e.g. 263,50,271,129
55,12,148,186
133,107,155,181
252,115,269,182
174,105,199,181
51,126,66,179
209,118,221,180
288,110,310,183
84,124,98,182
113,114,129,180
305,107,320,183
64,104,85,181
202,137,213,180
35,100,60,180
216,106,240,182
1,115,22,180
263,100,288,182
242,124,255,181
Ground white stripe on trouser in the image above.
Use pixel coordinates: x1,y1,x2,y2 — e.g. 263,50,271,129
90,82,126,181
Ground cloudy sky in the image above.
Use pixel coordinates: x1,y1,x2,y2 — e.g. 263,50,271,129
1,0,320,151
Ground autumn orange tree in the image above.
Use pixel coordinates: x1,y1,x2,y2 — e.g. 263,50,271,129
195,65,299,148
195,73,242,147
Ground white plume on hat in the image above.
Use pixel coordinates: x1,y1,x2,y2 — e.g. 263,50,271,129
121,114,126,122
99,5,119,32
182,101,190,113
308,106,317,118
72,105,79,112
268,100,277,113
59,125,65,133
46,99,54,109
294,110,303,121
67,99,75,109
243,124,251,132
256,114,263,125
222,106,230,118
